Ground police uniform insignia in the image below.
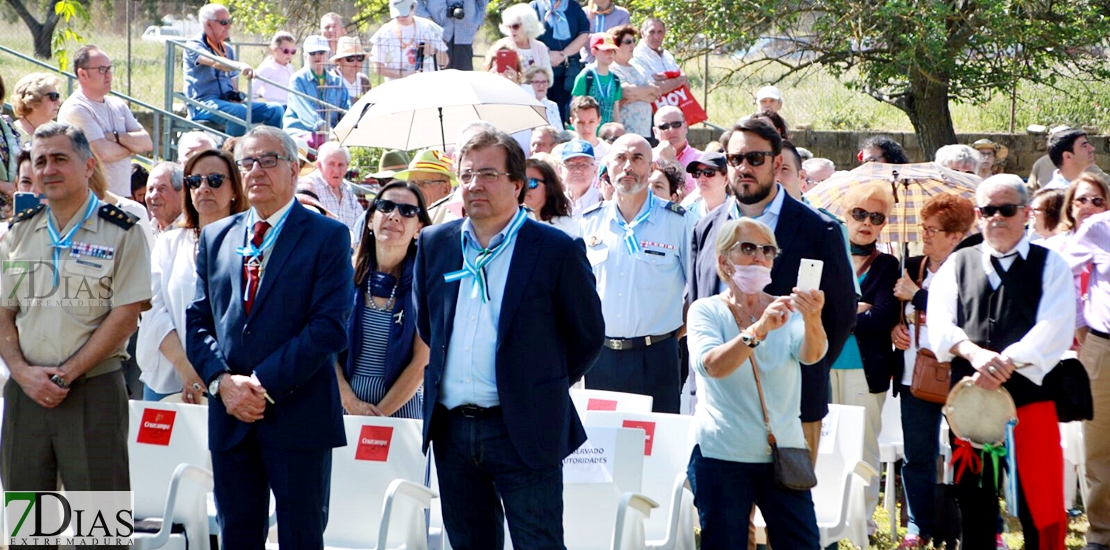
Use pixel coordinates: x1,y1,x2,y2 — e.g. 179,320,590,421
664,202,686,215
70,241,116,261
98,204,139,230
581,202,605,217
10,203,44,225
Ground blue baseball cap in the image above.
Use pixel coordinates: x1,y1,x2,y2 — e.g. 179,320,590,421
561,139,595,161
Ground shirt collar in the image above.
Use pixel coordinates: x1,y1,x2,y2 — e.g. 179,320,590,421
605,191,655,226
730,183,786,220
252,197,297,227
38,191,99,233
982,234,1031,259
461,210,520,250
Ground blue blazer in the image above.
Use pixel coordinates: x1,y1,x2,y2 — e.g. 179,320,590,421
186,201,354,452
413,219,605,469
686,194,858,422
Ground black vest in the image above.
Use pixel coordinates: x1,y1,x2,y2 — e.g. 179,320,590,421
950,244,1052,407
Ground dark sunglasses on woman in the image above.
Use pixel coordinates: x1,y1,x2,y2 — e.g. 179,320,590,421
849,207,886,225
376,199,420,218
184,173,226,189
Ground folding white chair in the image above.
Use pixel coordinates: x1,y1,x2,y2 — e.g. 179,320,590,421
128,401,214,550
1060,421,1088,510
320,416,436,550
569,388,653,418
583,411,696,550
877,389,904,539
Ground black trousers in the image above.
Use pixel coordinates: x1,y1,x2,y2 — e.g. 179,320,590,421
585,337,680,413
953,437,1039,548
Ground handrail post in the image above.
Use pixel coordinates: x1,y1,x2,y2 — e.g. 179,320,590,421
164,40,176,161
244,74,253,129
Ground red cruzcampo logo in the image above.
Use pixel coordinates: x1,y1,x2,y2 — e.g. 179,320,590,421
622,420,657,456
586,398,618,411
354,425,394,462
136,409,176,446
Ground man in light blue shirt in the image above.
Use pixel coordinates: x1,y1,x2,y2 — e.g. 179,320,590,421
283,35,350,140
579,133,692,413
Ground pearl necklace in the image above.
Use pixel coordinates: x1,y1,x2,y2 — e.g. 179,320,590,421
367,281,397,311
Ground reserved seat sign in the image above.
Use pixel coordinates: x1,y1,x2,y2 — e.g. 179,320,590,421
354,425,394,462
136,408,177,446
587,398,618,411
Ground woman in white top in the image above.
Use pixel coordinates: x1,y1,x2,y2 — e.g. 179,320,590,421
254,32,298,105
685,218,826,549
491,3,552,73
889,193,975,548
523,66,563,128
607,25,659,140
136,149,248,402
525,156,579,237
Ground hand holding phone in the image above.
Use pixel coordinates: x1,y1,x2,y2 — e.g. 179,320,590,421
796,259,824,291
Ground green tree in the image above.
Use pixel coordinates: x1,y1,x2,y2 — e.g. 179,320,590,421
644,0,1110,155
6,0,89,61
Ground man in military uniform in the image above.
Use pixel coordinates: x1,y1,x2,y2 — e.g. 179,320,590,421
0,122,151,494
579,133,692,413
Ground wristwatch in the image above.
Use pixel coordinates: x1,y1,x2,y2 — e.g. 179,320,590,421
50,374,69,389
208,372,229,397
740,331,762,348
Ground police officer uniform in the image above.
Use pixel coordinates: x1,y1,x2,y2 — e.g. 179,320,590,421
0,192,151,492
579,195,693,413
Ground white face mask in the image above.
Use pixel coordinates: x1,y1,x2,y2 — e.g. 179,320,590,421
730,263,772,294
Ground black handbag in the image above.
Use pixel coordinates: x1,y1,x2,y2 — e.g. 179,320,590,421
1043,357,1093,422
722,298,817,491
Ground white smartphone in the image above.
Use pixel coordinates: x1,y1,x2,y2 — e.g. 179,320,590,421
796,259,824,291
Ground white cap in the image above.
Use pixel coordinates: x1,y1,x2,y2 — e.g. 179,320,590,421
304,35,330,54
389,0,416,17
756,85,782,102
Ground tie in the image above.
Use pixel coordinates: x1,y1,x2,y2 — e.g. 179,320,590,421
244,221,271,314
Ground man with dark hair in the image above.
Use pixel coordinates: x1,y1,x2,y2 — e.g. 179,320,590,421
0,122,150,499
859,135,909,164
687,118,857,457
777,139,806,199
413,128,603,549
1044,128,1097,190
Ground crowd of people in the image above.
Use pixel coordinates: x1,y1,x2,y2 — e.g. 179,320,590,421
0,2,1108,550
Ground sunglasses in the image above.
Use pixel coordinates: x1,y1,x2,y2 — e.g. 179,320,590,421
656,120,684,131
620,38,635,46
214,18,231,26
731,241,779,260
509,23,522,30
978,203,1022,218
726,151,774,168
1074,196,1107,208
692,168,721,179
345,55,366,63
44,92,60,101
850,207,887,225
184,173,227,189
527,177,545,189
375,199,420,218
310,51,328,57
281,48,297,55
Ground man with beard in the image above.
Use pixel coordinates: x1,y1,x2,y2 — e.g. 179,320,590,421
686,117,856,459
579,134,692,413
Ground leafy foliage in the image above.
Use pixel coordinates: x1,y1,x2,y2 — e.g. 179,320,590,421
51,0,88,70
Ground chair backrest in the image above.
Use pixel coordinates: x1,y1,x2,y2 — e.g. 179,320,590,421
812,404,866,524
324,415,425,548
582,411,694,543
127,401,211,519
560,426,646,550
569,389,654,418
878,389,903,446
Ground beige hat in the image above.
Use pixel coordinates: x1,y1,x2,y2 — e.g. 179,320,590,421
971,138,1009,162
329,36,368,63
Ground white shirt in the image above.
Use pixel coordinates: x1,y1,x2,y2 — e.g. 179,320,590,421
632,42,680,77
58,90,144,197
369,17,447,81
926,236,1076,385
136,228,198,393
568,185,601,219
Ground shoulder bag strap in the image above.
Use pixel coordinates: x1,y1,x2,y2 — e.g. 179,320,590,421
719,296,777,446
856,248,880,279
913,257,928,348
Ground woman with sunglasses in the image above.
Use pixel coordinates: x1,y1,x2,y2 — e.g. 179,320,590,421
491,3,552,73
337,181,432,419
525,156,577,237
607,24,660,142
686,218,826,548
889,194,975,549
831,183,901,532
137,149,247,402
329,37,372,102
12,73,62,141
254,32,297,105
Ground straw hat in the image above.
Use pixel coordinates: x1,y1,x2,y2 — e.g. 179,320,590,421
392,149,460,187
330,36,368,63
971,138,1009,162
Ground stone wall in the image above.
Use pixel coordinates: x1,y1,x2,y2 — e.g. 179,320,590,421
687,128,1110,177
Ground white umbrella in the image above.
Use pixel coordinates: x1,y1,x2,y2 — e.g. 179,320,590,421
333,69,549,151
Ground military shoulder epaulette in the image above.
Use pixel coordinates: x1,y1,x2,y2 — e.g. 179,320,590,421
10,203,45,225
98,204,139,230
581,202,605,217
663,202,686,215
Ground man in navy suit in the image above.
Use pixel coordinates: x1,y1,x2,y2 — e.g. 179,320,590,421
186,126,353,550
686,118,856,459
413,129,604,549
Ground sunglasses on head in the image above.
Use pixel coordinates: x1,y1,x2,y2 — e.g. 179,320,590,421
1074,196,1107,208
184,173,227,189
849,207,886,225
281,48,297,55
44,92,60,101
375,199,420,218
527,177,545,189
656,120,684,131
978,203,1022,218
692,168,721,178
732,241,778,260
345,55,366,63
726,151,774,168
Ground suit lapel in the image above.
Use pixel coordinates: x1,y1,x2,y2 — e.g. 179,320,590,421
771,195,804,282
251,202,309,313
440,224,463,345
700,205,730,298
496,222,541,352
224,213,248,320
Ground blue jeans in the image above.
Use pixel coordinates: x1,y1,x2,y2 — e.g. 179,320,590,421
431,405,564,550
897,384,943,539
195,98,284,137
687,445,820,549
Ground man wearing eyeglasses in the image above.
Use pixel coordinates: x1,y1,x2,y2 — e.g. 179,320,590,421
687,117,856,455
59,44,152,198
927,174,1073,550
653,106,700,195
579,133,693,413
184,3,284,137
186,125,353,550
392,148,460,225
560,139,600,218
284,35,351,144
